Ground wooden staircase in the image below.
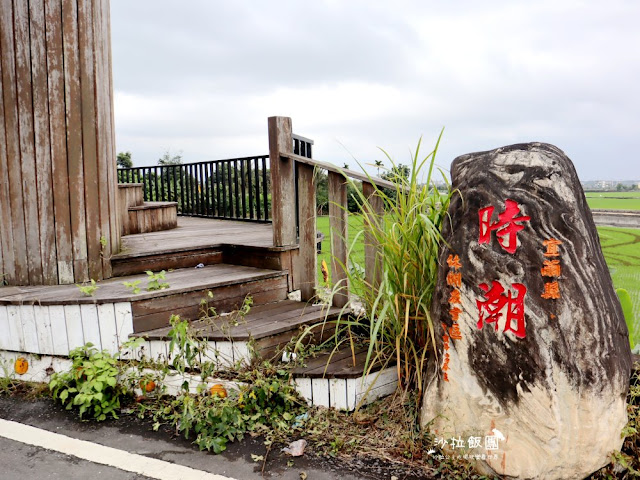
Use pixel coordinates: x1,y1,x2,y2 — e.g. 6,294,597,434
0,215,397,410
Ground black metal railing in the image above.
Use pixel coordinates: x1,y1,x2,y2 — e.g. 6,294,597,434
292,134,314,239
117,155,271,223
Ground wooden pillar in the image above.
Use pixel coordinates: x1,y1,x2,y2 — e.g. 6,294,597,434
297,163,317,301
0,0,119,286
268,116,296,247
329,172,349,308
363,182,383,290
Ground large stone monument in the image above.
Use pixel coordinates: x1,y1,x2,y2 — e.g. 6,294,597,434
421,143,632,479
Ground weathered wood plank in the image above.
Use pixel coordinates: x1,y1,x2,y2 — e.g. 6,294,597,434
0,0,28,284
64,304,85,350
268,116,296,247
77,0,102,281
45,0,74,284
29,0,58,285
14,0,44,284
7,305,24,351
329,378,348,410
296,163,317,300
114,302,134,349
63,0,89,282
93,0,117,277
311,378,330,407
0,305,10,351
281,152,398,191
80,304,101,349
328,172,349,308
48,305,70,355
112,248,223,277
20,305,40,353
97,303,118,353
132,276,288,332
34,305,55,354
362,182,383,290
0,26,15,285
295,377,313,405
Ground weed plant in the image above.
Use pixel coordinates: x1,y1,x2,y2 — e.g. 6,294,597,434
311,133,455,397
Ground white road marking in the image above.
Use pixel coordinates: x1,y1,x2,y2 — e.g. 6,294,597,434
0,419,236,480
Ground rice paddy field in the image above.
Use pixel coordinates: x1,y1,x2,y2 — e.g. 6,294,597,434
585,191,640,210
597,226,640,348
316,216,640,348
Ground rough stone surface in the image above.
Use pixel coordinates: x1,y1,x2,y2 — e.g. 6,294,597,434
420,143,632,479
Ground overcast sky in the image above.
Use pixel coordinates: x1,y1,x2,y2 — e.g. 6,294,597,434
110,0,640,181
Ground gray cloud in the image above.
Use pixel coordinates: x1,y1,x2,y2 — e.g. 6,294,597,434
111,0,640,181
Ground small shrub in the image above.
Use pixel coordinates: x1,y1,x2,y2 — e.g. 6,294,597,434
146,270,169,291
123,280,142,294
49,344,125,421
76,279,99,297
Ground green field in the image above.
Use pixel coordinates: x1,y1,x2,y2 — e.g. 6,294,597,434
597,226,640,348
585,191,640,210
316,216,640,347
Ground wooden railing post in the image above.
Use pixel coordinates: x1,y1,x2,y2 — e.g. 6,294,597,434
363,182,383,290
297,164,317,301
329,172,349,308
268,116,297,247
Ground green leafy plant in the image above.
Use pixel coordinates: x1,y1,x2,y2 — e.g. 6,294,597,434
146,270,169,291
302,133,455,398
155,364,305,454
123,280,142,295
49,343,125,421
167,314,206,377
76,279,99,297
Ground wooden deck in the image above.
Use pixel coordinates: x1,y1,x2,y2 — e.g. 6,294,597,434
115,217,282,260
111,217,299,288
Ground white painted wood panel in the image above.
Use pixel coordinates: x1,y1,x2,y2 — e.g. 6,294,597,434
64,305,85,350
354,367,398,406
20,305,39,353
48,305,69,356
345,378,358,411
0,306,10,351
148,340,167,363
311,378,330,407
34,305,54,355
232,341,250,367
80,304,101,349
6,306,24,352
295,377,313,405
215,341,235,368
114,302,133,349
329,378,348,410
97,303,118,354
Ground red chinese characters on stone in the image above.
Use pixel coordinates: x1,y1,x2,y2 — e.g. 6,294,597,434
478,199,531,254
476,281,527,339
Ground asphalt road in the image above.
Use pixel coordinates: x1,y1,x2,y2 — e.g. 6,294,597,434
0,396,404,480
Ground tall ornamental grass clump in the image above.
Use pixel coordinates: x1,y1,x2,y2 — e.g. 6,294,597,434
327,133,455,396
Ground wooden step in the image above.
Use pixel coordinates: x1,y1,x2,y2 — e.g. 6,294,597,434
118,183,144,207
0,264,289,334
292,346,398,410
126,202,178,235
118,183,144,235
133,300,342,360
112,246,225,277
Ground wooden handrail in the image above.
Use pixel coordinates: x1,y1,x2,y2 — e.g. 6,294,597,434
280,152,397,191
269,116,384,307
